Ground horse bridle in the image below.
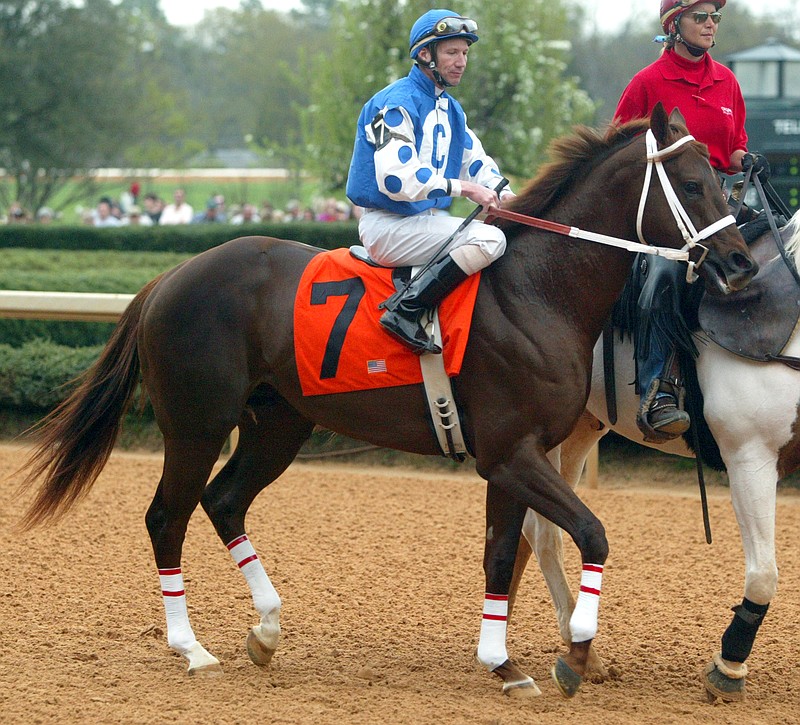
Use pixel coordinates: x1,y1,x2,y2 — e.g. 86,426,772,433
636,129,736,283
488,129,737,280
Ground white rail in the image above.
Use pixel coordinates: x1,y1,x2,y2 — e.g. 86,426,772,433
0,290,134,322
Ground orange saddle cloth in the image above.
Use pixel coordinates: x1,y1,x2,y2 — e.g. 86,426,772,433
294,248,480,396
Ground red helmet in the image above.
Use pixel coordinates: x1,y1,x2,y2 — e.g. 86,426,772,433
660,0,726,35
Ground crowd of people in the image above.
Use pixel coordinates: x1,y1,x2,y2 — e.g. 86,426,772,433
2,183,360,226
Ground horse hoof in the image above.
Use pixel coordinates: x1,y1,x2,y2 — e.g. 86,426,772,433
188,662,223,677
246,628,277,667
183,642,222,676
491,660,542,698
703,661,746,702
551,656,583,698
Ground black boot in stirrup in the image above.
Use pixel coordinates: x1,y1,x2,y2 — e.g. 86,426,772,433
379,254,468,355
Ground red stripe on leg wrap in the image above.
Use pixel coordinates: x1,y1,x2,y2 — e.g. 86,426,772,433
226,535,248,550
237,554,258,568
158,568,181,576
484,593,509,601
482,613,508,621
583,564,604,573
580,586,601,596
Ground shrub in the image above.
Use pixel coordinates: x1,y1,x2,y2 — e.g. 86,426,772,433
0,221,359,253
0,339,104,410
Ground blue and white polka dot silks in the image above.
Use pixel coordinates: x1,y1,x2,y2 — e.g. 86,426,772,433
346,65,504,216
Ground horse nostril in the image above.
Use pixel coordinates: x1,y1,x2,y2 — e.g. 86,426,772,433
731,251,757,274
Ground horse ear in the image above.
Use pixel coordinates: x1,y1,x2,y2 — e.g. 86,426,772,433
668,107,687,127
650,101,669,145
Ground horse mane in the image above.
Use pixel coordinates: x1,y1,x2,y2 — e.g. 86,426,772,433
496,118,650,228
784,209,800,268
496,115,696,231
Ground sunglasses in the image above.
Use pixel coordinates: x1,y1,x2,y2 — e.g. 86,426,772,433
432,17,478,36
689,11,722,24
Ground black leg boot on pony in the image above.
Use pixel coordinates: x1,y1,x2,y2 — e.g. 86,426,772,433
379,254,468,355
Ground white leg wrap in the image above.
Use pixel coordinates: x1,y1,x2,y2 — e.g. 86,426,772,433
158,568,198,654
476,593,509,671
569,563,603,643
226,534,281,616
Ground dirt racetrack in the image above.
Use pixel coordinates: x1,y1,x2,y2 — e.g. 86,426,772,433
1,442,799,725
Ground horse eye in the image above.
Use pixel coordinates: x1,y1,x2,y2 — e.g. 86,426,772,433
683,181,701,195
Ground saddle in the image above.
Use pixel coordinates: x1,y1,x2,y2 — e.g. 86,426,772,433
348,245,469,460
606,213,800,471
698,214,800,363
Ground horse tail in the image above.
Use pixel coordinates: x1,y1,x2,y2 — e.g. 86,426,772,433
16,275,162,529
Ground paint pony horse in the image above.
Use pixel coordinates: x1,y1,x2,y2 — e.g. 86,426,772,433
515,210,800,701
16,103,755,699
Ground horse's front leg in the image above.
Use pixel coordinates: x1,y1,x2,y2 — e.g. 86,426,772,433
477,481,541,698
478,440,608,698
702,447,777,702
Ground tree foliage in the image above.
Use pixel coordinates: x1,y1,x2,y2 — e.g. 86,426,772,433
0,0,195,213
0,0,795,216
304,0,596,189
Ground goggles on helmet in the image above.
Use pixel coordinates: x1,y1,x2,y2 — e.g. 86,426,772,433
410,16,478,57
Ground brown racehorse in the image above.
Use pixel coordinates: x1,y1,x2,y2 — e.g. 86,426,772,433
16,103,756,698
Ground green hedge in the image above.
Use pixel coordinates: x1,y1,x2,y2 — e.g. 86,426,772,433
0,339,104,411
0,221,359,252
0,249,193,348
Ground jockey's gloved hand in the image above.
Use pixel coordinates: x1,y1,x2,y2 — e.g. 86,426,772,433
742,152,771,182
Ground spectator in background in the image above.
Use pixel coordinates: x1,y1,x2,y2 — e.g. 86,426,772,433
231,203,261,225
7,201,28,223
159,188,193,225
143,193,164,224
193,198,223,223
259,200,275,221
212,193,227,222
284,199,302,221
119,181,141,214
35,207,55,224
93,197,121,227
316,197,339,222
123,205,152,226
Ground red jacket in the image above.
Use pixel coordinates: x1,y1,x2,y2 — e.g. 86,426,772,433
615,50,748,173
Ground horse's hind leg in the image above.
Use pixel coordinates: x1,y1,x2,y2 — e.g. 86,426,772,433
145,436,228,675
201,387,314,668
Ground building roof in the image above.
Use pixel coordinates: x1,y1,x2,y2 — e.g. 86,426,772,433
726,38,800,63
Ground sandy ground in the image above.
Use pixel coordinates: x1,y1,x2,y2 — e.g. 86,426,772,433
1,443,799,725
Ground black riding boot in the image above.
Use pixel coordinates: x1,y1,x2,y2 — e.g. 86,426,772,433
379,254,469,355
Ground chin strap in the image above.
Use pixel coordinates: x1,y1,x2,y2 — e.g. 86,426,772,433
418,43,454,88
676,34,712,57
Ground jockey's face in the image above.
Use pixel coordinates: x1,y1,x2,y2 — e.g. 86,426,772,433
419,37,470,88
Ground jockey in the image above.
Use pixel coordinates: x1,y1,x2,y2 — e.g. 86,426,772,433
346,8,514,355
615,0,770,442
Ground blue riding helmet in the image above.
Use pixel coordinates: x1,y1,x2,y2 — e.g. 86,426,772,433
409,9,479,60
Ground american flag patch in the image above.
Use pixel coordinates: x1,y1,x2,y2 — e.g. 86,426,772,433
367,359,387,374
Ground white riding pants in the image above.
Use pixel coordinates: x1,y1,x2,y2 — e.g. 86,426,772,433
358,208,507,276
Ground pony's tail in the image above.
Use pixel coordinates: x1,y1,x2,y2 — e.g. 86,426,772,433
15,276,162,529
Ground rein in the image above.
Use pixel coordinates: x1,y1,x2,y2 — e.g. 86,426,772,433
488,130,736,272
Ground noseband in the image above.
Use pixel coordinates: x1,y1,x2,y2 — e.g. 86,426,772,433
636,130,737,282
